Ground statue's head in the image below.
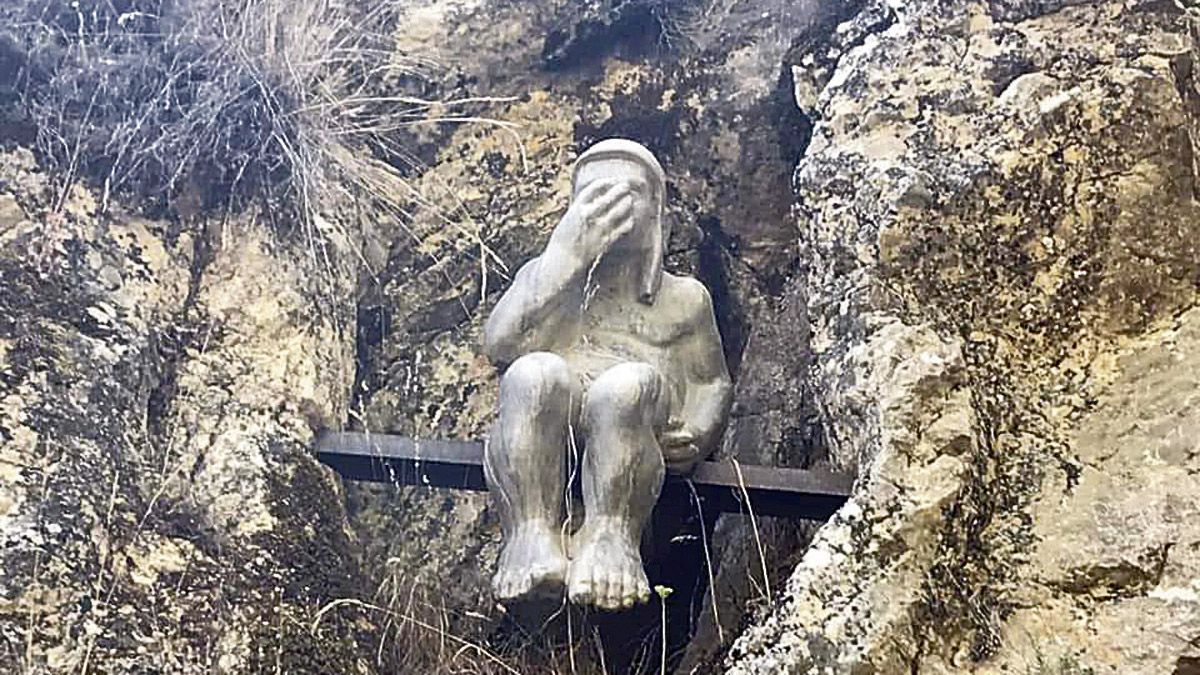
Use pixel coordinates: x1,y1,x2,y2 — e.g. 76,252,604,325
571,139,668,305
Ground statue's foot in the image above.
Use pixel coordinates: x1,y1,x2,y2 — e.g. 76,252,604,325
567,519,651,611
493,522,569,603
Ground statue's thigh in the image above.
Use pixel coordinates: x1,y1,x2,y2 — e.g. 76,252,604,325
582,362,670,430
500,352,582,420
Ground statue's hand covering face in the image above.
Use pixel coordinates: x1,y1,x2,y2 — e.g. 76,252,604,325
480,139,733,613
567,139,669,304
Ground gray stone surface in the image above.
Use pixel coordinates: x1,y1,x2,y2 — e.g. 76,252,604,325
482,139,732,611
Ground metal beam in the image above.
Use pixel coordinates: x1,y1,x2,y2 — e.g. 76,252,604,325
316,431,853,521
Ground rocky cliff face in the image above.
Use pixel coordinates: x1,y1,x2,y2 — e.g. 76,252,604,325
354,1,1200,672
727,0,1200,672
1,0,1196,672
0,147,384,672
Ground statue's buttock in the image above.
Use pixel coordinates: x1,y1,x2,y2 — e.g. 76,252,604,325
482,139,732,612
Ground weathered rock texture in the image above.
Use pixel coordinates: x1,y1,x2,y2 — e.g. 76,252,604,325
348,0,835,669
0,149,385,672
727,0,1200,672
3,0,1198,672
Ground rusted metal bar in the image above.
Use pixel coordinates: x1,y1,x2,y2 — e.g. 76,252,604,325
316,431,853,521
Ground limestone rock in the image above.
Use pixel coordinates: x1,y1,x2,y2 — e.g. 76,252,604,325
727,0,1199,672
0,149,383,673
3,0,1197,670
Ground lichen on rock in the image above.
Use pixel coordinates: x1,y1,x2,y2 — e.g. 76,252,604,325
726,0,1200,672
0,147,384,673
2,0,1198,671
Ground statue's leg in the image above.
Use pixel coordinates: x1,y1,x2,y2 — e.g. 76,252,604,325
568,362,668,611
485,352,579,602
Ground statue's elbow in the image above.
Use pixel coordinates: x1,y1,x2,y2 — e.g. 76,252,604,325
481,320,518,367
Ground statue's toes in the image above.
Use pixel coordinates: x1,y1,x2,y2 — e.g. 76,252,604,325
605,571,627,610
618,578,639,609
617,571,640,609
590,571,614,611
586,572,607,607
636,578,651,605
568,570,594,605
614,571,635,610
494,568,527,601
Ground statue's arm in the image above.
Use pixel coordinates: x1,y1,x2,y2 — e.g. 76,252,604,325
661,280,734,472
682,303,734,452
482,250,588,366
484,179,638,366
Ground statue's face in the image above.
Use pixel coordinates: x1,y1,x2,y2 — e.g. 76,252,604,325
574,157,658,252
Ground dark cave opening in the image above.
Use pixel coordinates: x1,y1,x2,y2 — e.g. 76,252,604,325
696,214,750,375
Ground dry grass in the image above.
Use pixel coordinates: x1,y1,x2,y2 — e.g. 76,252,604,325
1,0,516,381
0,0,504,230
347,570,639,675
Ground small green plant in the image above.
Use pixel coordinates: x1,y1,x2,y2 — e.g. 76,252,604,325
1027,649,1096,675
654,585,674,675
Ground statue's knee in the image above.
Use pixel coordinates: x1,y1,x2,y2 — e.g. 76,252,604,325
501,352,573,402
585,362,661,423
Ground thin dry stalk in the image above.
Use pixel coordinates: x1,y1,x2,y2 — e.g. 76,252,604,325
311,598,522,675
730,458,773,605
686,479,725,645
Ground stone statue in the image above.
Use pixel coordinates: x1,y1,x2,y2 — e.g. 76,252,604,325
482,139,733,611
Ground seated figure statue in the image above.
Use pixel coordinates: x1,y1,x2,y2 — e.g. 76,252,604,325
482,139,733,612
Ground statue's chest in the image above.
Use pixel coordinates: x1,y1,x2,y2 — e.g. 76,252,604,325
577,305,685,348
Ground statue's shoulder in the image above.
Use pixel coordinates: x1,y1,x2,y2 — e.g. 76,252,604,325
659,274,715,319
